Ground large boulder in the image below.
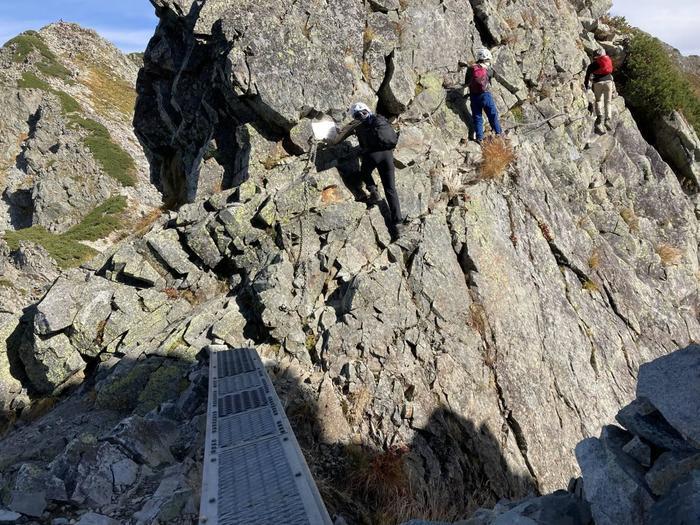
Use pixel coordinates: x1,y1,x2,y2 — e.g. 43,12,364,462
651,111,700,189
647,471,700,525
636,345,700,448
20,332,85,394
575,426,654,525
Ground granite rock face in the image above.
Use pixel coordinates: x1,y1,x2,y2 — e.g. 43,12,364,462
0,0,699,523
132,0,699,503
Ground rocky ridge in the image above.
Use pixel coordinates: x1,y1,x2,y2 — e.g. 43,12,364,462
0,0,699,523
0,23,159,311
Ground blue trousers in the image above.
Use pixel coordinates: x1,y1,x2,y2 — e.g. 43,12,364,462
470,92,502,141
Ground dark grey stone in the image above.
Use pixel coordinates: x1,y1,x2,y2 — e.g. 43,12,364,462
647,470,700,525
637,345,700,448
645,450,700,496
616,398,694,452
623,436,652,467
576,427,654,525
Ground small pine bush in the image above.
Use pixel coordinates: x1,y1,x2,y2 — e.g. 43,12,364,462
618,32,700,134
69,116,137,187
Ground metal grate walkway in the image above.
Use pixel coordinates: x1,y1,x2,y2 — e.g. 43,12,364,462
199,345,332,525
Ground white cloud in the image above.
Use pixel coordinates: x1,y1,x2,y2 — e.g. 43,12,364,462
611,0,700,56
93,28,154,53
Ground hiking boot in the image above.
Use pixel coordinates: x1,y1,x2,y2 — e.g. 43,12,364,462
594,117,605,134
367,188,382,206
391,219,410,241
605,119,613,131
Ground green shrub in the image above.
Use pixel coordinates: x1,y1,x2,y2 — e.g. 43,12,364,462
54,90,81,114
3,226,97,268
4,31,49,63
69,116,137,187
2,196,126,268
618,32,700,134
17,71,50,90
63,196,127,241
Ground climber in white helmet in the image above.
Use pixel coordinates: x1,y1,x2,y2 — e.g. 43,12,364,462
464,47,502,143
327,102,405,239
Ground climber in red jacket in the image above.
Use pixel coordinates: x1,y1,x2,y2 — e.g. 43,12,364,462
584,49,615,134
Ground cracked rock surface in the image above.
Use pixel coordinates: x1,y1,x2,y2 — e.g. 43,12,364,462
0,0,699,523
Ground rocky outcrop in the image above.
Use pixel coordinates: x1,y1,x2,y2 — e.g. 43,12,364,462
650,111,700,190
0,23,158,234
0,0,699,523
402,345,700,524
131,0,700,505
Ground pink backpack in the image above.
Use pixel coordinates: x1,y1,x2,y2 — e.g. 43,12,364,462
470,64,490,94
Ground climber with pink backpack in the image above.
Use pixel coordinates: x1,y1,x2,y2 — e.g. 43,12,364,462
464,48,503,144
584,48,615,134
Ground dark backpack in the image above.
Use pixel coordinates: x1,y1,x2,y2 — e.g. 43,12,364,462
368,115,399,151
469,63,490,94
594,55,613,76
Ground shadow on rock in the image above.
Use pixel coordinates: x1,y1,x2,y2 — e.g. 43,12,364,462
270,369,536,525
446,87,474,141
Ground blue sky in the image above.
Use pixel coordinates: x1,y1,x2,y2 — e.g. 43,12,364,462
0,1,697,56
0,0,157,53
611,1,698,56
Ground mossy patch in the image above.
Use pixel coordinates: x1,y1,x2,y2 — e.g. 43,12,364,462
135,362,190,415
96,359,162,412
54,90,81,114
16,72,81,115
4,31,73,83
68,116,136,187
17,71,50,90
62,195,127,241
3,195,127,268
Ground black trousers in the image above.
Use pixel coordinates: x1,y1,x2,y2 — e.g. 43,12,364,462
360,150,402,225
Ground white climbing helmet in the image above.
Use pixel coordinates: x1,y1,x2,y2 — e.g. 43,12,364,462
476,48,493,62
350,102,372,120
594,48,606,57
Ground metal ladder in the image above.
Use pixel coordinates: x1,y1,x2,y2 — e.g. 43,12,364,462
199,345,333,525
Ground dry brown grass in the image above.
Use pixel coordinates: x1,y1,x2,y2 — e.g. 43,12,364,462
582,279,600,293
81,63,136,119
442,168,468,201
479,137,515,180
361,59,372,82
260,142,289,170
132,206,164,234
468,302,489,339
621,207,640,233
321,185,343,205
346,388,371,426
343,442,484,525
656,243,683,266
363,26,376,46
588,250,601,270
347,444,411,522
